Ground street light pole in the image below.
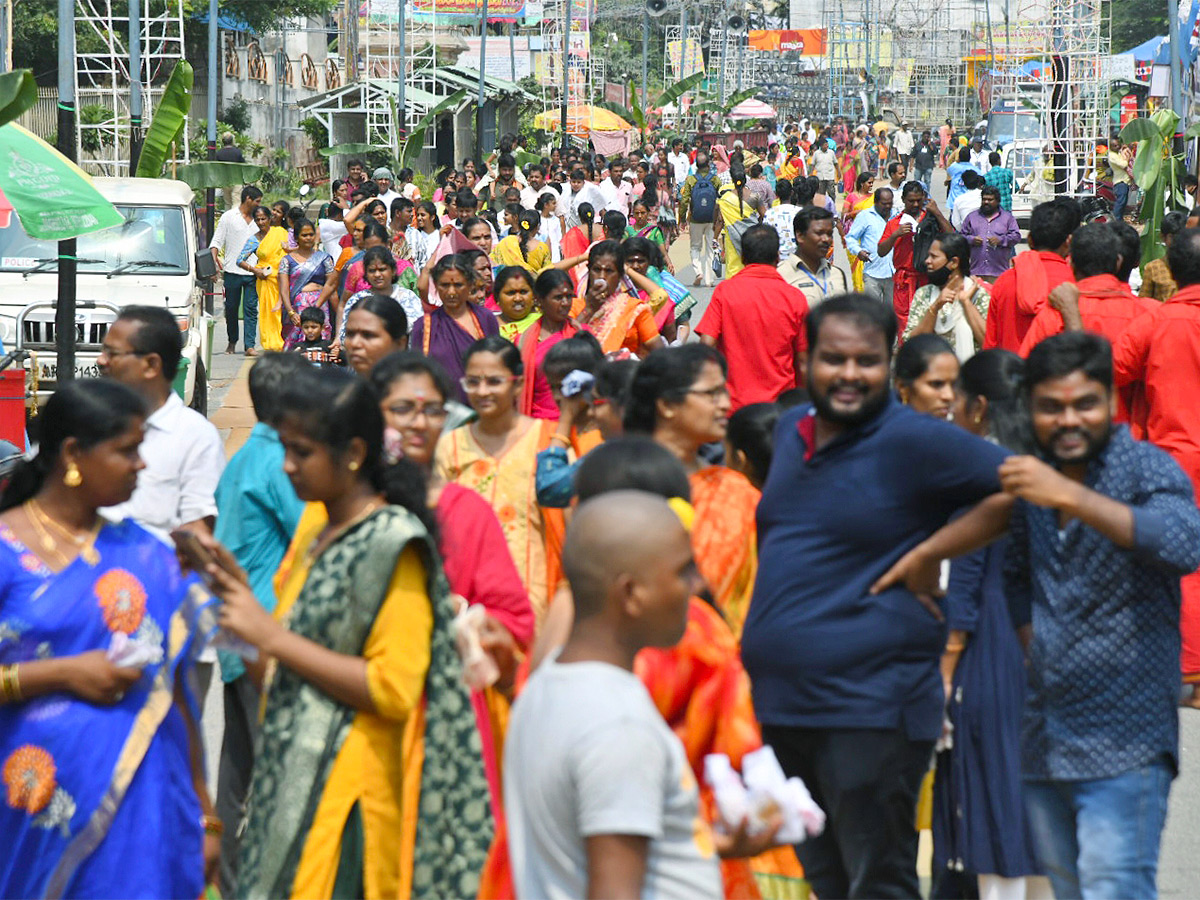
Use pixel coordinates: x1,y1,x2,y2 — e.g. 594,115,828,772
476,0,489,158
560,0,573,151
206,0,217,243
129,0,142,172
641,9,649,111
56,0,77,382
397,0,406,141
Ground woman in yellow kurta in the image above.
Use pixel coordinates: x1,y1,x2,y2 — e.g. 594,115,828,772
434,335,553,624
206,368,491,900
237,202,289,351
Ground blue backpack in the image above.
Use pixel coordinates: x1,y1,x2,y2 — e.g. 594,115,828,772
691,173,718,223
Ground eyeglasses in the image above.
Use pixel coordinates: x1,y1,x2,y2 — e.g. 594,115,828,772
460,375,518,392
388,402,448,423
99,347,146,360
685,384,730,402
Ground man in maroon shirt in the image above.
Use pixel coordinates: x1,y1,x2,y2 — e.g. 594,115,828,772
698,224,810,409
877,182,950,336
984,198,1079,352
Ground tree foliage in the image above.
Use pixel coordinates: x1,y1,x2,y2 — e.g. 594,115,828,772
15,0,338,84
1110,0,1168,53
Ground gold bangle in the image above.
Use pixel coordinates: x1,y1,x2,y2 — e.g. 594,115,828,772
549,433,571,447
201,814,224,837
945,640,966,653
1,664,21,703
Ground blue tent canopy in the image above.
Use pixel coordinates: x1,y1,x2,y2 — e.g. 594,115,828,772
1119,35,1171,64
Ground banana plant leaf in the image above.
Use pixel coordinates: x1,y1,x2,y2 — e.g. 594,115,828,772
399,89,468,168
175,161,266,188
0,70,37,129
1119,118,1162,144
651,71,706,110
318,142,382,158
692,87,758,115
1186,121,1200,140
1132,133,1165,191
134,60,193,178
626,79,646,135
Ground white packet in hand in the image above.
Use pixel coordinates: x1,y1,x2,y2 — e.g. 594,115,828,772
742,745,826,843
452,600,499,691
106,631,163,668
704,754,750,832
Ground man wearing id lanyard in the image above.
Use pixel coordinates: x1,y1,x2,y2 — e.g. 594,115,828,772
778,207,848,308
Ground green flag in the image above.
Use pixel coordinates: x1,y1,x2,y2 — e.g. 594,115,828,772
0,123,123,241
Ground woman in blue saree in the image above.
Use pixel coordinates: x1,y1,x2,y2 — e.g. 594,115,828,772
0,379,217,898
278,218,339,351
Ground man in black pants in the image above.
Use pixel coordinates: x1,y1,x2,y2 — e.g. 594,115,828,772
742,294,1010,898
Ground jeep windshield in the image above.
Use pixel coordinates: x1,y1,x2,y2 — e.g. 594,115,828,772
0,205,189,274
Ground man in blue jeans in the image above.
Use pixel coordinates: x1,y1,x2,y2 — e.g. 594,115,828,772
210,185,263,355
880,332,1200,898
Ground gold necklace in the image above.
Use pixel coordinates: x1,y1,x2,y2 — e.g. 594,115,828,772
27,500,101,566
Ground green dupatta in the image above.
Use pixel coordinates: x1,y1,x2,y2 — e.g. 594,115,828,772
237,506,493,899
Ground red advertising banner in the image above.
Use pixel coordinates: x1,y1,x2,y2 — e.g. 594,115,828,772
746,29,827,56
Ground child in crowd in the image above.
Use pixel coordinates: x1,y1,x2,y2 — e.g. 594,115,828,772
295,306,333,365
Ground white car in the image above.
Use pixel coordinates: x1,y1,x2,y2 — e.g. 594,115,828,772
0,177,214,412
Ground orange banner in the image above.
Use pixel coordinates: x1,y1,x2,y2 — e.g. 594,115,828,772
747,29,826,56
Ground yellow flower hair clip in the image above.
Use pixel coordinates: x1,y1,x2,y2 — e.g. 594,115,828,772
667,497,695,532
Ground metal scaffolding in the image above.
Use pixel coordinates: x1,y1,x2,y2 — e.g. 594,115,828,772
989,0,1110,192
357,0,450,155
74,0,189,176
822,0,989,128
540,0,594,142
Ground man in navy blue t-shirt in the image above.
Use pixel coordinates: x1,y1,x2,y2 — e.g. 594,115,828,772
742,293,1009,899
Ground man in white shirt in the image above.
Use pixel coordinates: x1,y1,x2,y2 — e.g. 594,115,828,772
892,123,915,167
969,139,991,174
811,143,838,196
99,305,226,695
668,139,691,187
520,165,557,210
99,305,224,538
951,169,986,230
372,167,402,210
317,203,346,257
564,168,607,229
210,186,262,355
598,157,634,219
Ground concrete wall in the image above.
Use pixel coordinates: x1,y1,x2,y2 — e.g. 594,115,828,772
218,19,333,166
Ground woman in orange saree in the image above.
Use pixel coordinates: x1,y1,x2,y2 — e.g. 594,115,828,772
624,343,760,636
568,240,666,358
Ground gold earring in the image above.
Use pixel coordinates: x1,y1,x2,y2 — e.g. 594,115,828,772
348,461,360,472
974,413,983,425
63,463,82,488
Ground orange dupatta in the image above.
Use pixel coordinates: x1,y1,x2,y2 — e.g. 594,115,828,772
570,292,657,356
690,466,760,639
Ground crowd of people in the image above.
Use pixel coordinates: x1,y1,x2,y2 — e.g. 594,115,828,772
3,119,1200,900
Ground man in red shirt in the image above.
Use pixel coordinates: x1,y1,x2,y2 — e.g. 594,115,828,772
1019,223,1155,423
1113,227,1200,696
984,198,1079,352
698,224,809,409
876,182,951,335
